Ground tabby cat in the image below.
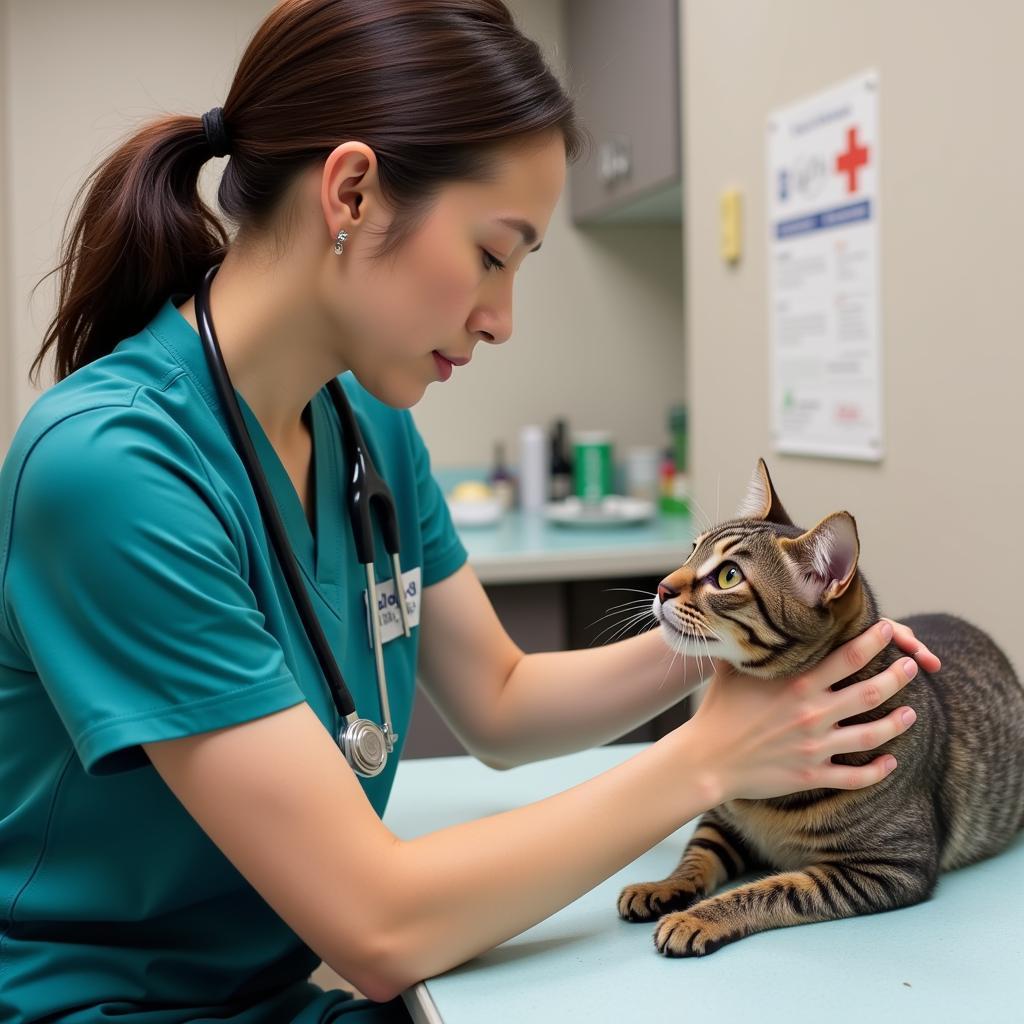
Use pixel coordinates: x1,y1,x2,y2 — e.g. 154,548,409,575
618,459,1024,957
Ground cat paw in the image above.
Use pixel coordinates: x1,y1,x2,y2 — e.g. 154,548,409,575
654,910,734,957
617,881,702,922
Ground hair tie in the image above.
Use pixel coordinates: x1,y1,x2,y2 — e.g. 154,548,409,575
201,107,230,158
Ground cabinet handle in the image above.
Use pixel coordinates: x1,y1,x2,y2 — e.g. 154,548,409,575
597,136,632,187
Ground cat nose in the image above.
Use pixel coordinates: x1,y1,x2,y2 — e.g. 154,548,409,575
657,581,680,605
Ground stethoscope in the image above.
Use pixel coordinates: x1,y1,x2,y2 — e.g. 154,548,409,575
196,263,411,778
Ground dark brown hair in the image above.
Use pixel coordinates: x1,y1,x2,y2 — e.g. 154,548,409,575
29,0,587,386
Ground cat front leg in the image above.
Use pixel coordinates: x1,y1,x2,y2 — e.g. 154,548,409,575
653,858,933,957
617,812,754,922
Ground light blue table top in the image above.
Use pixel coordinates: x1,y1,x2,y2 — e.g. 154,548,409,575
386,743,1024,1024
455,509,695,583
433,466,696,583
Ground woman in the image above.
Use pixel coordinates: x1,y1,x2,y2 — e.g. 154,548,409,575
0,2,935,1021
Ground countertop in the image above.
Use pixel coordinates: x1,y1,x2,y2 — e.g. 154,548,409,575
385,743,1024,1024
455,508,695,584
434,467,695,583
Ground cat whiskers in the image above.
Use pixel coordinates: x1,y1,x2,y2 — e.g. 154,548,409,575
655,608,722,690
674,607,721,641
672,613,724,680
590,588,656,623
597,596,657,616
658,617,691,691
586,598,657,647
595,611,658,647
586,600,651,628
686,492,716,535
585,587,659,646
604,587,660,599
697,625,719,678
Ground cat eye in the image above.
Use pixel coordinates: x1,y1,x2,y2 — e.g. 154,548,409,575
714,562,744,589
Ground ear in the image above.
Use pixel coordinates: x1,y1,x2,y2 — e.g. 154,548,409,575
779,512,860,606
735,458,794,526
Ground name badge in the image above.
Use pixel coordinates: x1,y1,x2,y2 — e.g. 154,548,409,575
363,566,422,647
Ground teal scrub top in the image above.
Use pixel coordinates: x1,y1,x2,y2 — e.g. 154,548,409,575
0,295,468,1023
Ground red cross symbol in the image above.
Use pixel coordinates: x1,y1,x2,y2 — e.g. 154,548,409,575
836,126,870,193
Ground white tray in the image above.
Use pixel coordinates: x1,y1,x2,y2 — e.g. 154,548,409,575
544,495,656,528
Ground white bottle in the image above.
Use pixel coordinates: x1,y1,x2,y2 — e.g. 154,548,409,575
518,425,548,512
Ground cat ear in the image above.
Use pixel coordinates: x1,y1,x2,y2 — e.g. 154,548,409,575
735,458,794,526
779,511,860,606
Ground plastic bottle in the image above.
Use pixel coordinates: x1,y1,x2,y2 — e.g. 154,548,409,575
488,441,516,511
518,425,548,512
549,419,573,502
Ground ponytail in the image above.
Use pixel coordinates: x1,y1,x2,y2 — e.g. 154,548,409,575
29,115,226,386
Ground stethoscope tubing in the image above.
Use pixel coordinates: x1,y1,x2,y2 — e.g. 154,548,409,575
195,263,403,776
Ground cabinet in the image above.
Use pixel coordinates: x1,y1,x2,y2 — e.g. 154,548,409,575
564,0,682,224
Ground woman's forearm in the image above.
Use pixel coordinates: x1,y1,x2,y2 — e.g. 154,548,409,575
380,722,718,997
483,627,711,769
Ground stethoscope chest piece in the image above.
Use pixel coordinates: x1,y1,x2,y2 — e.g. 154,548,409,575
338,712,388,778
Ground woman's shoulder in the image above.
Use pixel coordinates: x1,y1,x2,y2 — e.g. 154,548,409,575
1,375,218,560
5,312,201,469
0,380,229,654
7,377,192,478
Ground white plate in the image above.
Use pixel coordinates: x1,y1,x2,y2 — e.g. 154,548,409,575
447,497,504,527
544,495,656,528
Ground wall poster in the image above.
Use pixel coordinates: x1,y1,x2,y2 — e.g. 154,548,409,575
767,69,883,461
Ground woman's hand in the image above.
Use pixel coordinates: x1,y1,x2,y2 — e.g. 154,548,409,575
684,620,923,803
879,616,941,673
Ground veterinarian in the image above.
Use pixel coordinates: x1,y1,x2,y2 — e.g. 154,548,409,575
0,2,938,1021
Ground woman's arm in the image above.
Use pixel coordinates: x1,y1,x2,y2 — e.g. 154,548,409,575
145,618,916,1003
483,629,710,767
416,565,707,769
416,565,938,770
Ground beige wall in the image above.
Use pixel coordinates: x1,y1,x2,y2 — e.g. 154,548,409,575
3,0,265,438
0,0,684,471
413,0,685,467
1,0,12,452
682,0,1024,671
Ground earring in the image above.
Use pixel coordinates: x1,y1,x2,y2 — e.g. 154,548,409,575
334,229,349,256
